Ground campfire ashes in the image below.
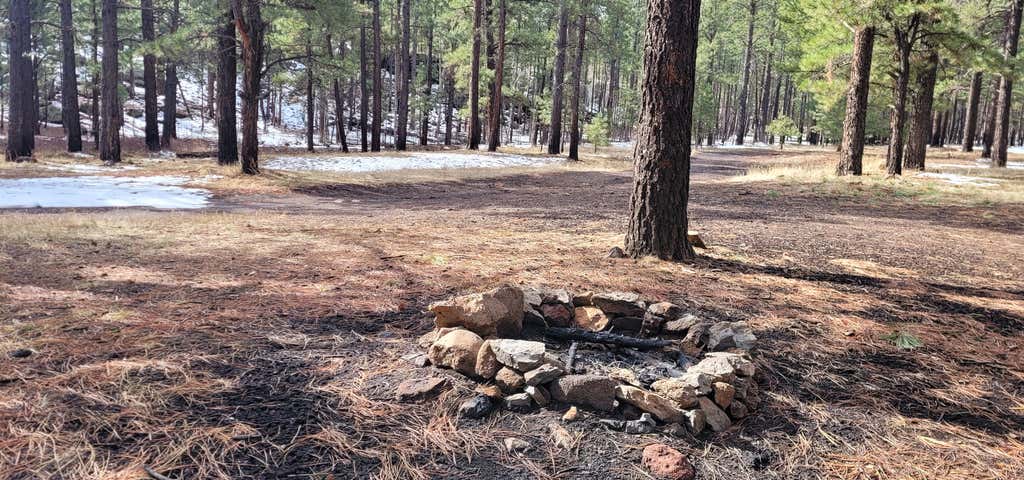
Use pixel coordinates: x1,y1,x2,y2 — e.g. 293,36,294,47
410,284,761,438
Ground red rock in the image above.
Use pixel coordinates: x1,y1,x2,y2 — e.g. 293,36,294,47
642,443,696,480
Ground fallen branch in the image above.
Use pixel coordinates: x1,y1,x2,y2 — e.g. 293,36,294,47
544,328,672,349
565,341,578,372
143,466,174,480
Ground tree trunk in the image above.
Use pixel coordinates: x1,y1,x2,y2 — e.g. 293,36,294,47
885,17,919,176
734,0,756,145
60,0,83,152
981,76,1000,158
216,6,238,165
992,0,1023,167
904,49,939,171
444,67,454,145
625,0,701,261
161,0,180,148
99,0,121,163
467,0,483,149
328,35,349,153
547,0,569,154
233,0,265,174
141,0,159,151
306,40,315,152
371,0,382,151
568,14,586,160
487,0,507,152
394,0,411,150
6,0,34,161
359,17,369,152
837,26,875,176
420,24,433,146
90,0,100,148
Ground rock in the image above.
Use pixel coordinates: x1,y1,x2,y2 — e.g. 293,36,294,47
573,306,610,331
732,377,751,400
608,368,642,387
523,306,545,326
572,291,594,307
524,364,564,386
549,375,617,412
642,312,666,336
662,423,688,438
540,303,573,327
600,418,626,430
610,316,644,332
401,352,430,367
642,443,696,480
417,327,457,348
650,373,711,408
591,292,646,317
678,322,711,356
525,385,551,407
698,396,732,432
687,232,706,249
549,423,575,450
427,329,484,376
728,400,749,419
523,285,572,306
458,395,495,419
475,341,502,379
648,302,684,319
503,437,532,454
495,367,526,393
607,246,627,258
429,284,525,338
504,393,533,410
9,348,34,359
476,384,504,399
622,413,656,434
396,377,450,401
684,409,706,434
490,339,546,371
712,382,735,409
702,352,756,377
615,385,687,423
707,321,758,351
543,352,568,371
663,314,701,334
562,406,579,422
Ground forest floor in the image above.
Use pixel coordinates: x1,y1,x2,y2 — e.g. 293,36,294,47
1,141,1023,479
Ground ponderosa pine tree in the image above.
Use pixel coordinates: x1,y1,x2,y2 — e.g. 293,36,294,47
962,71,982,151
233,0,265,174
395,0,411,150
371,0,382,151
625,0,701,261
547,0,569,154
161,0,181,148
734,0,756,145
487,0,506,152
420,23,433,146
838,26,875,176
992,0,1023,167
568,13,586,160
904,48,939,171
6,0,34,162
100,0,121,164
216,7,238,164
468,0,483,150
305,39,315,152
884,11,922,176
59,0,82,153
141,0,160,152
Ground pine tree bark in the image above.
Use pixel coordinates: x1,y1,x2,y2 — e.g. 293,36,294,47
420,24,433,146
60,0,83,152
444,67,454,145
992,0,1023,167
487,0,507,152
547,0,569,154
328,35,349,152
837,26,875,176
161,0,180,148
233,0,265,174
885,15,920,176
90,0,100,148
359,16,369,152
6,0,34,161
734,0,756,145
99,0,121,163
371,0,382,151
305,40,315,152
216,6,238,165
981,76,1000,158
567,14,586,160
141,0,159,151
395,0,411,150
468,0,483,149
625,0,701,261
904,49,939,171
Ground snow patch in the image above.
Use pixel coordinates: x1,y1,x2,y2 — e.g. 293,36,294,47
0,176,211,209
914,172,1001,187
264,152,562,173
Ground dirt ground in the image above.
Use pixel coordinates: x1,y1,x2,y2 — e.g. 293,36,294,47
1,143,1023,479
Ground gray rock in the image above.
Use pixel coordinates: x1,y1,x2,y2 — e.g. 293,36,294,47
698,396,732,432
684,409,706,434
503,437,532,454
504,393,534,410
396,377,450,401
664,314,701,334
707,321,758,351
728,400,749,419
647,302,684,319
459,395,494,419
607,246,627,258
490,339,546,371
525,385,551,407
703,352,756,377
549,374,617,411
624,413,657,434
401,352,430,368
427,329,484,376
591,292,646,317
713,382,735,409
615,385,687,423
524,364,564,386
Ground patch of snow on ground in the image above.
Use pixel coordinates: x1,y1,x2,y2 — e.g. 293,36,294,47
42,164,140,173
915,172,1001,187
264,152,562,173
0,176,210,209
